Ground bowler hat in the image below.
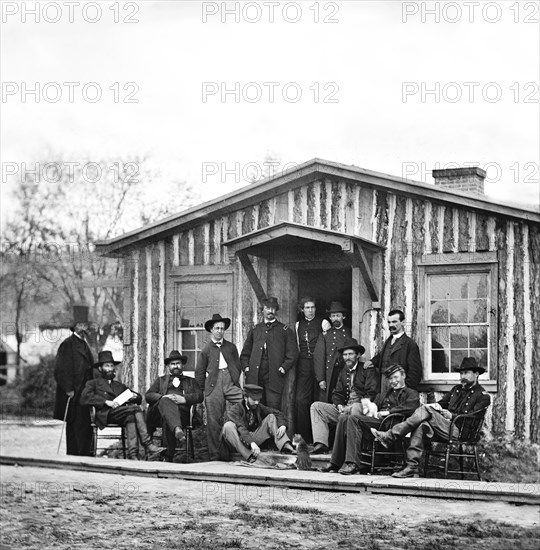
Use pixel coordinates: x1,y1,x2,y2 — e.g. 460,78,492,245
337,337,365,356
165,350,188,365
204,313,231,333
384,364,406,378
454,357,485,375
261,297,279,310
326,301,348,314
94,350,121,367
243,384,264,398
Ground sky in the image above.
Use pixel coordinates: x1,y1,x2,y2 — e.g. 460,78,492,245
1,0,539,226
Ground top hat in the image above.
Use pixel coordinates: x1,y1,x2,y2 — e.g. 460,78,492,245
384,363,406,378
454,357,485,375
261,297,279,310
337,337,365,356
165,350,188,365
70,305,89,332
204,313,231,333
243,384,264,398
326,301,348,314
94,350,121,367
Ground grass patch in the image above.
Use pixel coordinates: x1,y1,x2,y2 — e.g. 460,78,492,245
270,503,322,515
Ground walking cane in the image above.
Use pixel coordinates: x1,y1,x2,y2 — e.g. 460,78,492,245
57,395,72,455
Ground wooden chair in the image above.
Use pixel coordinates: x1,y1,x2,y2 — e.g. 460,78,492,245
153,405,196,462
90,407,127,459
423,407,488,480
359,413,407,474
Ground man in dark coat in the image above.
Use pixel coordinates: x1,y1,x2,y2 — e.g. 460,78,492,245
53,319,94,456
195,313,243,461
372,357,491,478
322,364,419,475
221,384,295,461
313,301,352,403
146,350,203,461
364,309,422,394
81,351,165,459
240,297,298,410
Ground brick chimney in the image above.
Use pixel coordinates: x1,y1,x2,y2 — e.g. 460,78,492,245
432,167,486,196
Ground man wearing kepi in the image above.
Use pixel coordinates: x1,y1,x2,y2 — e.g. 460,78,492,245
221,384,295,461
371,357,491,478
81,351,165,460
196,313,243,461
146,350,203,461
240,297,298,410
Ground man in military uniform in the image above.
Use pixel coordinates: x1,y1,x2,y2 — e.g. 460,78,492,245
372,357,491,478
240,297,298,410
313,301,351,403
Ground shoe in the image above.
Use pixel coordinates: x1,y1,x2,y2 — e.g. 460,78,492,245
338,463,361,475
146,443,166,454
370,428,392,448
311,443,329,455
319,463,339,473
174,426,186,444
280,443,295,455
247,453,257,464
392,466,419,478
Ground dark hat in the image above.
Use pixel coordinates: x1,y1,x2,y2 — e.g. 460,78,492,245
337,337,365,356
70,305,89,332
204,313,231,333
243,384,264,398
261,296,279,310
165,350,188,365
326,301,348,314
384,364,406,378
454,357,485,375
94,350,121,367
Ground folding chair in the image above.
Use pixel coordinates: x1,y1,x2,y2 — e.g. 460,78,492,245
90,407,127,458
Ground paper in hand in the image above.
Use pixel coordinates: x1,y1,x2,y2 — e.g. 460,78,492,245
113,389,135,406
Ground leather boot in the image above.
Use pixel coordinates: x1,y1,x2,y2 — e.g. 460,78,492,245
135,412,166,458
125,422,140,460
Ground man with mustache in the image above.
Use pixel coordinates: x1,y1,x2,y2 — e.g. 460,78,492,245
371,357,491,478
313,301,352,403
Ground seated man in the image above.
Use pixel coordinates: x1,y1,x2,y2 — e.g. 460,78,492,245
322,364,419,474
145,350,203,461
221,384,295,462
310,338,377,455
81,351,165,460
372,357,491,478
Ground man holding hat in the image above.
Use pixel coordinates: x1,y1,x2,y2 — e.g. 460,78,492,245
196,313,243,461
313,301,352,403
81,351,165,460
146,350,203,461
240,297,298,410
371,357,491,478
310,338,377,455
221,384,295,461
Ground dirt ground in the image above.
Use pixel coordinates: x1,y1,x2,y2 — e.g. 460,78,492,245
1,424,539,549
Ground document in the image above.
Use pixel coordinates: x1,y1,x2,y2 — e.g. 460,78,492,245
113,389,135,406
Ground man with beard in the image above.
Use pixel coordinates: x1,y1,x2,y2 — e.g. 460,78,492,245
310,338,376,455
313,301,352,403
146,350,203,461
364,309,422,394
371,357,491,478
221,384,295,461
81,351,165,460
240,297,298,410
53,315,94,456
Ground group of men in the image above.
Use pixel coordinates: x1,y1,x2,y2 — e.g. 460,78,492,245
54,297,491,477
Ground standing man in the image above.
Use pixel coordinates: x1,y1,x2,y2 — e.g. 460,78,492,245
293,296,326,442
313,301,352,403
146,350,203,462
240,297,298,410
364,309,422,394
53,314,94,456
196,313,243,461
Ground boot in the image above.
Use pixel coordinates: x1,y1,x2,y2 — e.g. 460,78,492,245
135,411,166,458
125,422,140,460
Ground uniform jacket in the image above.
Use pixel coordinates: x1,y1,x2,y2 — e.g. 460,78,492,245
240,321,298,393
225,400,287,447
439,382,491,417
371,333,422,390
313,325,352,397
145,374,203,407
332,362,378,406
195,339,242,396
374,386,420,418
80,378,142,429
53,333,94,422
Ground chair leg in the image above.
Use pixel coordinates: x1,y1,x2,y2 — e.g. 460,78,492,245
185,428,191,463
473,445,481,481
121,427,127,459
459,445,464,480
444,445,451,479
92,426,98,457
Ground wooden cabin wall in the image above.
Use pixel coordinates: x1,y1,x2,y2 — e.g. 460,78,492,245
122,178,539,442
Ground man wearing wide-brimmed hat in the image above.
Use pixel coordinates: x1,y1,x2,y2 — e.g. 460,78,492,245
313,301,352,403
81,351,165,460
195,313,243,461
371,357,491,478
145,350,203,461
240,297,298,410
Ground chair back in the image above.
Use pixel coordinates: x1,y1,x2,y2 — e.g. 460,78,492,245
454,407,488,442
379,413,405,431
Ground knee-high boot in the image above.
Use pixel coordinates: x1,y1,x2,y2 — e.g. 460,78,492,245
125,422,140,460
135,412,165,458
